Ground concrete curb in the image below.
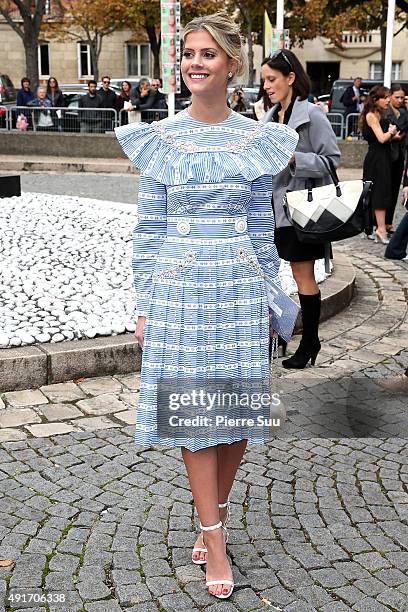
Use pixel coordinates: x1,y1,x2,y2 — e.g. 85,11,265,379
0,156,136,174
0,251,355,392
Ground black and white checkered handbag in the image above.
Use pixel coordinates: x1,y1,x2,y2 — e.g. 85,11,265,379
283,158,372,244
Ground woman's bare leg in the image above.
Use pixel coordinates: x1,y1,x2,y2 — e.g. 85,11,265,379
182,445,237,597
374,209,387,237
217,439,248,503
190,439,247,564
290,260,318,295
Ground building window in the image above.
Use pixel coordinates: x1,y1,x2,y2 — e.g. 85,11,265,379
78,43,94,78
369,61,402,80
127,44,150,76
38,43,50,77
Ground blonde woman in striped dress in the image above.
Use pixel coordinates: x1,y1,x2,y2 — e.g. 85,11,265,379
115,12,298,601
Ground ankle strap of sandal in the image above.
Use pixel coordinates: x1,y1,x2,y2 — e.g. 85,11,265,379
200,520,223,531
218,500,229,508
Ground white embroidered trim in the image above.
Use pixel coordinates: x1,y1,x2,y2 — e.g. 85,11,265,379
152,249,197,281
237,247,264,278
150,120,265,154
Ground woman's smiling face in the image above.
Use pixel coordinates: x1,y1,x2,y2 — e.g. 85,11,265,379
181,30,236,96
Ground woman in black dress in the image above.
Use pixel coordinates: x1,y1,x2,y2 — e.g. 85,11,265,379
360,86,399,244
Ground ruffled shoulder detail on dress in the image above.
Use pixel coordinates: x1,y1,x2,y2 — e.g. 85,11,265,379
114,114,298,185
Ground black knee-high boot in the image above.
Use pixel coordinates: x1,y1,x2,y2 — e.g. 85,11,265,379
282,291,321,369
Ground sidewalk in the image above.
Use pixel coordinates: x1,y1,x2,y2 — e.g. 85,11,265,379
0,226,407,610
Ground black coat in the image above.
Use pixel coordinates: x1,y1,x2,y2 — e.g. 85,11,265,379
78,93,102,123
130,87,167,110
98,87,117,109
341,85,360,113
47,90,65,107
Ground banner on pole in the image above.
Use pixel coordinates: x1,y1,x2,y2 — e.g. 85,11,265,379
264,11,289,57
161,1,181,94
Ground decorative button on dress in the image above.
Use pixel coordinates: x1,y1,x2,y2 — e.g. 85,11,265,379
115,109,298,452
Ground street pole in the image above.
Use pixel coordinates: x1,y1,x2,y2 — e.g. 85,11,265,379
276,0,284,30
383,0,395,87
168,91,175,119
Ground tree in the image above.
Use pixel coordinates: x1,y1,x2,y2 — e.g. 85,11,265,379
230,0,267,87
286,0,408,75
124,0,224,79
45,0,128,81
0,0,46,88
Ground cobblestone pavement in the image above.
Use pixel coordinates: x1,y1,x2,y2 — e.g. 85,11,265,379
1,175,408,611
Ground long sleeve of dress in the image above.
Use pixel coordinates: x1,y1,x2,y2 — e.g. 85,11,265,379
247,174,280,287
133,174,167,317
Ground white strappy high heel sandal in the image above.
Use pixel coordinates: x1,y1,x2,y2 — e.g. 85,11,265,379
191,500,230,565
200,520,234,599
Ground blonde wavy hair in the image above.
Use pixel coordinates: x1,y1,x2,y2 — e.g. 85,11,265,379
182,12,248,81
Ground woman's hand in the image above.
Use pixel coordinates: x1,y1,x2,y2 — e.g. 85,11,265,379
288,153,296,165
403,186,408,201
388,124,397,136
135,316,146,348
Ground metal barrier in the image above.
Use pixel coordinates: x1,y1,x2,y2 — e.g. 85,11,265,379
3,105,363,140
326,112,344,139
9,106,118,133
345,113,363,139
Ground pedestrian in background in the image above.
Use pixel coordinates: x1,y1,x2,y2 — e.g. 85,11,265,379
98,75,117,131
130,78,158,121
27,86,54,131
341,76,363,135
46,76,65,132
17,77,34,107
16,77,34,129
261,49,340,369
78,80,103,133
46,77,65,107
230,87,248,112
150,78,168,109
359,86,399,244
386,83,408,235
116,80,134,125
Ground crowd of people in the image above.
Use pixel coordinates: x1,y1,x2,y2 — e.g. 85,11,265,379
15,75,168,132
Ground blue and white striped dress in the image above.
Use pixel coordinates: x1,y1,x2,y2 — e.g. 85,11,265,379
115,109,298,452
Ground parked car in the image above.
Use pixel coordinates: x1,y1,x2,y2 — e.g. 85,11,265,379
60,91,85,132
0,74,17,105
329,78,408,117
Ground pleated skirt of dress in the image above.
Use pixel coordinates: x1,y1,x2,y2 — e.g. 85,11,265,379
137,237,271,452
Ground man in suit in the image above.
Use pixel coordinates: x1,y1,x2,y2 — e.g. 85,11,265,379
341,77,362,135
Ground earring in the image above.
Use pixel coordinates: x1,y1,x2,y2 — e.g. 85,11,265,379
228,71,233,79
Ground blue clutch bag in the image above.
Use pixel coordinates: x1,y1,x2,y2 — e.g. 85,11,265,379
264,277,300,342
